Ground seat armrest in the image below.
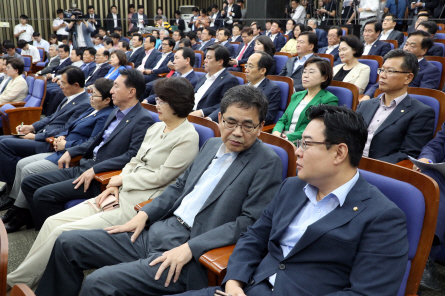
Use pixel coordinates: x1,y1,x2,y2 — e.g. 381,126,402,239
0,102,26,109
5,107,42,114
5,107,42,132
158,73,168,77
134,199,153,211
396,159,414,169
69,155,83,167
46,136,55,144
94,170,122,185
262,124,276,133
199,245,235,277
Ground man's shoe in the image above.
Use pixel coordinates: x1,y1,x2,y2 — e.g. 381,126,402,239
0,184,12,201
5,209,34,233
0,197,14,211
0,184,7,196
1,206,19,223
419,258,442,291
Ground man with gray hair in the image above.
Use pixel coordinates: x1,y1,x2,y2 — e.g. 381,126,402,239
157,29,170,51
36,44,60,76
307,18,327,48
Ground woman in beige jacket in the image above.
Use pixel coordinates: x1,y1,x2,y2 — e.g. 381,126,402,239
0,58,28,103
7,77,200,290
333,35,370,94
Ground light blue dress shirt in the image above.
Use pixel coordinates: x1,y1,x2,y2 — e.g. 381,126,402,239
269,170,360,286
173,144,239,226
292,53,314,74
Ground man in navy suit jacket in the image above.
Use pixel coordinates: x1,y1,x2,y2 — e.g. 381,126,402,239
141,37,175,85
357,50,435,164
416,21,445,57
130,6,149,29
268,21,286,52
209,52,281,125
22,69,154,230
317,26,341,64
307,19,328,48
190,45,239,118
363,21,392,57
363,31,441,99
210,5,223,29
228,27,255,72
85,48,113,87
217,28,235,57
127,34,145,68
197,28,215,55
171,105,408,296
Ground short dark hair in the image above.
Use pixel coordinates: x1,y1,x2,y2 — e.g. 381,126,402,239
175,10,182,15
293,23,313,40
132,33,143,42
49,33,58,40
340,35,364,57
104,39,113,46
17,40,27,49
192,7,199,12
120,41,130,50
220,86,269,124
408,30,434,51
329,26,343,37
95,34,104,41
87,5,94,10
251,23,262,31
6,58,24,75
61,35,69,41
177,47,195,67
384,12,397,22
98,27,107,32
203,27,214,37
103,50,110,59
56,8,64,14
93,78,114,107
154,15,163,21
146,35,156,45
110,33,120,39
207,44,231,67
179,38,191,47
299,31,318,53
154,77,195,117
306,105,368,167
32,32,41,37
174,29,185,39
137,5,144,9
118,68,145,101
254,51,274,76
111,5,117,9
114,26,122,32
211,4,219,9
84,47,96,56
417,21,438,35
219,28,231,38
272,20,282,29
186,31,198,41
111,50,127,66
59,44,70,52
241,27,253,36
383,49,419,79
20,14,28,20
254,35,276,57
163,37,175,48
74,48,84,58
59,66,85,88
304,56,333,89
3,43,14,50
233,24,243,31
364,20,382,34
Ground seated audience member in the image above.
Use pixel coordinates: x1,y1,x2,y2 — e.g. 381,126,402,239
333,35,370,94
281,23,311,55
17,40,41,63
98,27,109,40
158,29,171,51
32,32,50,53
33,85,283,296
144,47,199,103
230,24,243,43
363,20,392,56
141,37,175,84
209,51,281,125
251,22,261,40
5,78,201,291
416,21,444,57
150,30,162,49
94,34,104,50
273,57,338,144
127,33,145,68
85,48,112,87
279,31,317,92
109,33,121,49
44,44,72,82
356,49,435,164
379,13,404,48
103,39,114,52
113,27,126,42
104,50,127,80
22,69,154,230
318,26,342,65
48,34,60,46
171,105,409,296
186,31,200,50
284,19,296,39
362,30,440,100
2,78,115,232
268,21,286,52
3,43,24,63
197,27,215,55
307,18,328,48
228,27,255,72
0,58,28,103
0,66,91,204
217,28,235,56
154,15,172,32
36,44,60,76
407,12,429,34
173,30,185,50
191,44,239,118
0,57,6,83
118,41,131,59
254,35,277,74
136,36,162,74
177,38,202,68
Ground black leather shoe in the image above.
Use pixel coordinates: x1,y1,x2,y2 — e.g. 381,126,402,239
0,184,7,196
0,197,14,211
0,184,12,202
1,206,19,223
420,258,442,291
5,209,34,233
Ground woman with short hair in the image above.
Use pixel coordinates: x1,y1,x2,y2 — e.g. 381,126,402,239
0,58,28,103
105,50,127,80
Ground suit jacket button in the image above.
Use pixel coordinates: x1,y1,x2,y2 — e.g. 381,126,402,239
279,263,285,270
249,279,255,285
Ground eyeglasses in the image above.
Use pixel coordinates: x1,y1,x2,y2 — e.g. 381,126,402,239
222,115,260,134
377,68,412,76
244,64,258,70
155,97,168,105
295,139,339,151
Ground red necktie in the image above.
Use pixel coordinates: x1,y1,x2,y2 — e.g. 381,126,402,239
237,44,248,60
166,70,175,78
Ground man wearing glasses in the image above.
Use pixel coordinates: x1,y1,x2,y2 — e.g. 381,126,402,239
34,86,283,296
356,49,435,164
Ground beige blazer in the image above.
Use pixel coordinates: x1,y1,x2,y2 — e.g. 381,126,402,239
0,75,28,103
280,39,298,55
100,119,200,225
333,62,370,94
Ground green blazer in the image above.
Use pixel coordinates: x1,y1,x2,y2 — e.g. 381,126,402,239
272,89,338,144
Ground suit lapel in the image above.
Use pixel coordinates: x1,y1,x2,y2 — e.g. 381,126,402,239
200,69,227,100
361,99,380,125
101,103,141,146
374,95,411,136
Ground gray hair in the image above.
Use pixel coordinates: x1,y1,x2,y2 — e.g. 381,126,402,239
50,44,59,50
161,29,169,36
220,85,269,123
308,18,317,25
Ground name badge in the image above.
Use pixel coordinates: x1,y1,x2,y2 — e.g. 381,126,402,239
322,15,326,21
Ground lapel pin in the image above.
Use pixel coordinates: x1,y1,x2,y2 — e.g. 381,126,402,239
72,102,75,105
126,120,129,123
401,110,404,113
353,207,358,211
94,114,96,116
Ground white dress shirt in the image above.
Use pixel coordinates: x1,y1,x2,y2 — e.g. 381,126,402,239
33,39,50,53
153,52,171,70
137,13,145,29
194,67,225,112
226,4,234,24
291,5,306,24
379,29,394,40
112,13,118,28
270,33,278,42
363,39,378,55
61,90,85,109
53,18,69,35
359,0,379,19
22,45,41,63
89,14,97,31
14,24,34,42
326,44,339,54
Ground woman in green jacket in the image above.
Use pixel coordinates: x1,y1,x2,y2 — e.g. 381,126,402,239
272,57,338,144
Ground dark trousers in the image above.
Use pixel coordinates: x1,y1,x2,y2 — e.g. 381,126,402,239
36,216,191,296
143,79,156,99
22,159,101,229
43,83,63,116
171,281,273,296
0,137,39,184
44,89,65,117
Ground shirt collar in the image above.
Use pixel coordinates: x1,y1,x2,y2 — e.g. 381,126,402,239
327,44,339,50
383,29,394,36
297,53,314,62
215,143,239,159
365,39,378,47
145,48,154,55
59,57,69,64
206,67,225,80
303,170,359,207
249,77,266,88
418,57,424,62
181,69,193,77
67,90,85,102
220,41,228,45
116,104,136,121
380,92,408,108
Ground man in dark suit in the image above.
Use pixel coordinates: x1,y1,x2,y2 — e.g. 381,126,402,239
131,5,149,30
141,37,175,85
307,19,328,48
357,50,435,164
84,5,101,35
409,1,438,24
318,26,341,64
229,24,243,42
34,86,283,296
279,32,317,92
37,44,60,76
210,51,281,125
379,13,405,48
85,48,112,87
227,27,255,72
363,20,392,56
197,27,215,55
136,36,162,76
127,34,145,68
217,28,235,57
407,12,429,34
0,66,91,209
171,105,408,296
21,69,154,230
171,10,186,31
363,30,441,99
43,45,72,81
190,45,239,118
222,0,242,31
417,21,444,57
210,5,223,29
268,21,286,52
105,5,122,34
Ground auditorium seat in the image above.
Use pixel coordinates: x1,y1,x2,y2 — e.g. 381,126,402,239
22,55,32,72
326,80,359,110
10,284,36,296
274,52,291,75
228,71,246,85
229,42,240,53
425,56,445,90
380,39,397,50
436,33,445,40
358,55,383,92
36,47,45,62
24,75,35,101
316,53,334,67
264,75,293,126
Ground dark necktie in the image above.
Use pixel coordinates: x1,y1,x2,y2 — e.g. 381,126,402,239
56,97,69,112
